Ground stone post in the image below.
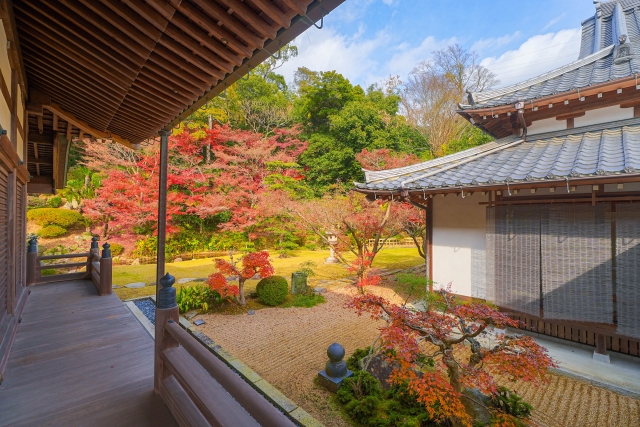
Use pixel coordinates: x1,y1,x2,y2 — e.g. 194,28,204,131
318,342,353,392
154,273,179,393
26,236,38,286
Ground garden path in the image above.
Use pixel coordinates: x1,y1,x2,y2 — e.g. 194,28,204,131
196,283,640,427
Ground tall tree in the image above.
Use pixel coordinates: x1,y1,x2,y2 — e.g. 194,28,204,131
401,44,498,157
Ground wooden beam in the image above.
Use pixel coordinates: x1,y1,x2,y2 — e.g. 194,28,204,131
0,0,28,94
191,0,265,48
250,0,290,27
28,155,52,166
52,114,59,133
555,111,586,120
281,0,308,16
37,115,43,134
44,103,139,149
215,0,277,39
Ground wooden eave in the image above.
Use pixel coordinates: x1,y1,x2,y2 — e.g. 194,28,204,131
457,74,640,138
10,0,344,148
357,173,640,202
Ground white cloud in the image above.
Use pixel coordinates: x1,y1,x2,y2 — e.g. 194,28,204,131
279,27,454,88
541,13,566,32
471,31,521,56
481,28,582,88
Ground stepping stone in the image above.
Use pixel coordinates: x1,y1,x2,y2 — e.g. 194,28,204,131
178,277,197,284
124,282,146,289
185,310,198,320
313,287,327,293
112,285,122,289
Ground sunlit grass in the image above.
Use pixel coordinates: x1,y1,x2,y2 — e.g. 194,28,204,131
113,247,424,301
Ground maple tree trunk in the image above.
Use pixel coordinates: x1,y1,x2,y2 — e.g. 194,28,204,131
238,277,246,305
445,357,463,394
102,220,109,238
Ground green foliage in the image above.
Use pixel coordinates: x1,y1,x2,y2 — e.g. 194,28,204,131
176,285,221,313
280,293,325,308
296,260,316,277
394,273,429,303
47,196,63,208
38,225,68,238
27,196,48,210
346,347,371,372
256,275,289,306
27,208,83,228
442,125,494,156
336,370,436,427
490,387,533,419
60,165,101,204
109,243,124,256
41,269,58,276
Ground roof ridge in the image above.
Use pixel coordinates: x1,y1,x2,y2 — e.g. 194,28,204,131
467,45,615,106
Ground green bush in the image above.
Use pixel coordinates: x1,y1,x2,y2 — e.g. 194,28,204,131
256,276,288,306
27,208,83,228
346,347,371,372
490,387,533,420
109,243,124,256
41,269,57,276
176,285,221,313
47,196,63,208
38,225,67,238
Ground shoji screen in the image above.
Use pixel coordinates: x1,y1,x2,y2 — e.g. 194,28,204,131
541,204,613,323
487,205,541,316
616,204,640,338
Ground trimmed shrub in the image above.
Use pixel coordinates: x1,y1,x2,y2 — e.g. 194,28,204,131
27,208,83,228
256,275,288,306
47,196,63,208
109,243,124,256
38,225,67,238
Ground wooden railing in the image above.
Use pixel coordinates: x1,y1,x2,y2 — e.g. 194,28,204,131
155,274,296,427
505,310,640,358
26,236,113,296
367,237,422,248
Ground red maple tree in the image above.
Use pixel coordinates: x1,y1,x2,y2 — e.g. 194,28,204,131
208,251,274,305
349,285,556,426
356,148,421,171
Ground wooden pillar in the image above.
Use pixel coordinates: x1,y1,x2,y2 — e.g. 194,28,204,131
9,70,17,149
7,171,15,313
595,333,607,355
154,273,179,393
156,130,170,304
426,197,433,292
87,236,99,279
26,237,37,287
99,243,112,296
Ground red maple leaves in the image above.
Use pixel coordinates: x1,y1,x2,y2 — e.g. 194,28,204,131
210,251,274,305
348,285,556,425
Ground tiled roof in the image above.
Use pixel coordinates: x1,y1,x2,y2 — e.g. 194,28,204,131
460,0,640,111
355,117,640,191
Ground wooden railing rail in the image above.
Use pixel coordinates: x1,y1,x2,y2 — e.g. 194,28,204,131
26,236,113,296
155,274,296,427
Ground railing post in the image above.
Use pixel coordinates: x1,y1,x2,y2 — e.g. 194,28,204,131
87,236,99,280
26,236,38,286
155,273,179,393
99,243,112,296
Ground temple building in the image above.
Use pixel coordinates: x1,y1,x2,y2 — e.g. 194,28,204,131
355,0,640,360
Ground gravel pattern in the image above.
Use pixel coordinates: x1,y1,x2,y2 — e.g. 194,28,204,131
133,298,156,325
197,285,640,427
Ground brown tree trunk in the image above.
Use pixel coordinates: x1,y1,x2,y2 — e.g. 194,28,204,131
238,277,246,305
445,357,463,393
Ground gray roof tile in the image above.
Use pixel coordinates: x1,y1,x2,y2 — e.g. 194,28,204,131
461,1,640,111
355,117,640,192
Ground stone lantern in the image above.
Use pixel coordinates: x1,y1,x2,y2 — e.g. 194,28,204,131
324,230,339,264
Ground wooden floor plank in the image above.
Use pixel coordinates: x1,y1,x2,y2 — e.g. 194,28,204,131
0,280,177,427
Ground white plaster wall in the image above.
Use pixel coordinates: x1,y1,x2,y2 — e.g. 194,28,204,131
574,105,633,128
527,116,567,136
432,192,487,298
0,19,11,132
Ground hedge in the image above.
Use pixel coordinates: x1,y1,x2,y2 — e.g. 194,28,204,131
256,276,289,306
38,225,68,238
27,208,83,228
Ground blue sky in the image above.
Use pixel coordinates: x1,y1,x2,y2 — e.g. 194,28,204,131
279,0,597,90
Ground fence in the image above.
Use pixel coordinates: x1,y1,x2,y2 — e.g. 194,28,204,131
367,237,422,248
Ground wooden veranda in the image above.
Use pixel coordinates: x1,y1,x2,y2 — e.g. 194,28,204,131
0,279,177,427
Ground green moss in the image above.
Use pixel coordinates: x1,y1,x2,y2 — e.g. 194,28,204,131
280,293,326,308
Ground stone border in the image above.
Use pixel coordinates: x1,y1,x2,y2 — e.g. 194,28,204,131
179,316,325,427
124,297,155,338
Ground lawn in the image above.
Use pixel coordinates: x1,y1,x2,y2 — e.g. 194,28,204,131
113,247,424,300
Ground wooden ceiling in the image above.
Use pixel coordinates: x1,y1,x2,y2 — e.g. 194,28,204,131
12,0,343,146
